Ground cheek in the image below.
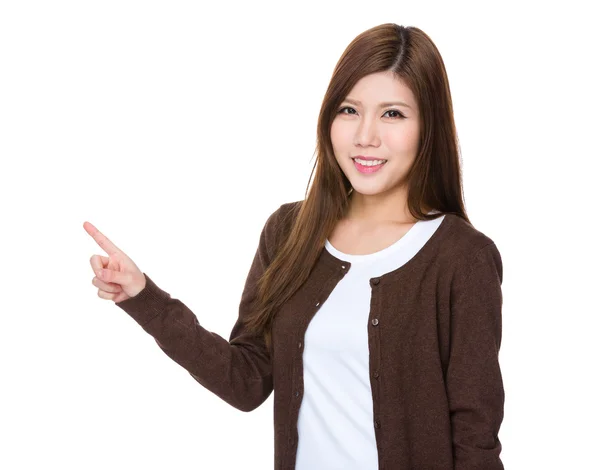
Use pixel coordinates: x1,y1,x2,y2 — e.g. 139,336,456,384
330,119,354,151
330,121,343,151
384,125,419,153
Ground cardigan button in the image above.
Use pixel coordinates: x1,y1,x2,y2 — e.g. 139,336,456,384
298,341,302,349
371,318,379,326
374,419,381,429
374,371,379,379
295,390,300,397
370,278,380,286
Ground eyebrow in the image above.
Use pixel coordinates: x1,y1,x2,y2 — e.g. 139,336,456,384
343,97,412,110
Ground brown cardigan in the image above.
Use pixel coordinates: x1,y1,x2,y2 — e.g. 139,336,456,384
116,200,505,469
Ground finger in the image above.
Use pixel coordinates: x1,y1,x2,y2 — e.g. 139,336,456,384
97,289,117,301
92,276,122,293
98,268,129,285
90,254,110,275
83,221,123,256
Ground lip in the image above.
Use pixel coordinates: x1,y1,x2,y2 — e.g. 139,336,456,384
352,155,386,161
353,158,387,174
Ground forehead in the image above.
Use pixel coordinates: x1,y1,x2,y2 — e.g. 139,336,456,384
345,71,416,109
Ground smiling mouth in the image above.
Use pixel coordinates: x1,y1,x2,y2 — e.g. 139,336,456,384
352,157,388,166
352,158,387,174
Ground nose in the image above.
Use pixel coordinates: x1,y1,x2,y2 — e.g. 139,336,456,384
353,115,380,147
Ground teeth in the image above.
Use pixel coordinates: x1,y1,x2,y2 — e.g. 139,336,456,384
354,158,387,166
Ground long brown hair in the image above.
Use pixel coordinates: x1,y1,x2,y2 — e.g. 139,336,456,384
243,23,470,351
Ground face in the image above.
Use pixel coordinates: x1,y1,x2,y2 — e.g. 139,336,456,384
330,71,420,200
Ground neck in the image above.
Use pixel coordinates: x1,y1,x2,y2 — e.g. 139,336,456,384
345,189,420,224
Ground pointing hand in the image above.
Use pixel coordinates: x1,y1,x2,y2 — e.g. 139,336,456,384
83,221,146,303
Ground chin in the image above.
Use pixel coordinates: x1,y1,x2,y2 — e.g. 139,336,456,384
348,183,389,197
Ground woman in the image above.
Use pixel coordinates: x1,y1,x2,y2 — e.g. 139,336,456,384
84,23,504,470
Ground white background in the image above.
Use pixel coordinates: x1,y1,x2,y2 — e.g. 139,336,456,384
1,0,598,468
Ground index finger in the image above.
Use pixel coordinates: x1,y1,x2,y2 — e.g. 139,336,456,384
83,221,123,256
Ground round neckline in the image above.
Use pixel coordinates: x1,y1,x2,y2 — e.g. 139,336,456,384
325,218,425,263
321,213,453,282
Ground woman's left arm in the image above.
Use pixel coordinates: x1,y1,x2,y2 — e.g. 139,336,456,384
446,242,505,470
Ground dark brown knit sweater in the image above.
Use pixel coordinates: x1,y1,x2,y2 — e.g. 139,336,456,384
116,200,505,469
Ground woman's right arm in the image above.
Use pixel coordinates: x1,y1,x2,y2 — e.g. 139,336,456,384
111,204,285,412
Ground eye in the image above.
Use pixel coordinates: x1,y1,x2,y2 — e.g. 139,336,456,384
383,109,406,119
338,106,357,115
337,106,406,119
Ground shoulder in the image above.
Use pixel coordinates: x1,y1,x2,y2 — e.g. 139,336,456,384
440,213,503,281
264,199,303,232
443,213,497,250
262,205,502,277
261,199,304,258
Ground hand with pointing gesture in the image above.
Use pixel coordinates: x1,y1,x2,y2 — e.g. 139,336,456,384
83,221,146,303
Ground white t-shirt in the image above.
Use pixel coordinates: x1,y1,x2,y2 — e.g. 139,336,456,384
295,212,446,470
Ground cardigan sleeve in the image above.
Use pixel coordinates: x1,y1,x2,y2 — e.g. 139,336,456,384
114,204,284,412
447,242,505,470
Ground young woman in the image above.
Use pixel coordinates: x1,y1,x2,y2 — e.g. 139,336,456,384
84,23,505,470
